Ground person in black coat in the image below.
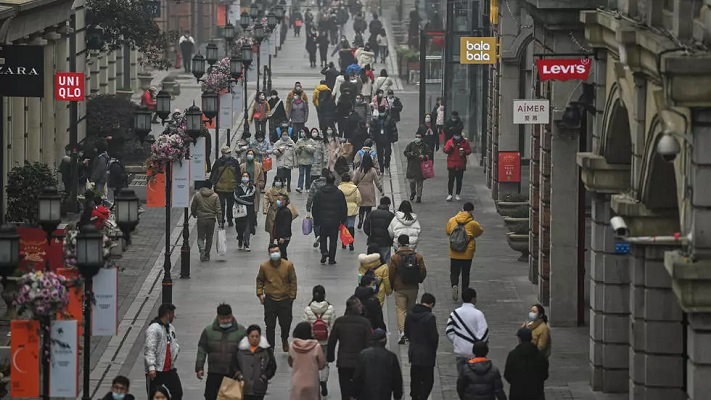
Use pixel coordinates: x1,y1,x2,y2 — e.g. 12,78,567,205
312,174,347,264
273,193,293,259
321,62,340,89
317,86,338,129
353,329,403,400
404,293,438,400
317,32,331,68
369,107,398,173
458,341,507,400
306,32,318,67
504,328,548,400
443,111,465,142
354,275,386,330
327,296,373,400
363,196,395,261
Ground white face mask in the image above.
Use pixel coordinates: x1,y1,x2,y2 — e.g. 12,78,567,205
312,132,319,138
528,312,537,322
424,117,431,123
327,129,333,135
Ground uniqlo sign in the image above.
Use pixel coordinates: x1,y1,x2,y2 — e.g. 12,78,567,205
536,58,592,81
55,72,85,101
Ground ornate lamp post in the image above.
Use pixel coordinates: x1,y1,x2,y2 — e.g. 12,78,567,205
133,107,153,143
0,224,19,277
224,20,235,43
201,90,219,161
156,90,172,124
253,23,265,93
114,188,139,243
241,43,253,136
266,12,277,92
180,103,204,280
240,11,251,31
191,52,207,83
278,0,287,48
250,4,259,20
206,42,219,66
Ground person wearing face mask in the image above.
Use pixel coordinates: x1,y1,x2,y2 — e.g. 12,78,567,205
101,376,135,400
431,97,445,140
239,149,265,192
296,128,318,192
274,131,296,192
323,126,342,170
443,110,464,142
317,31,331,68
358,244,392,306
372,88,388,111
273,194,294,258
370,106,398,174
195,303,247,400
404,131,431,203
385,89,403,122
417,112,439,160
250,132,273,188
321,61,340,89
230,324,277,400
355,44,375,67
332,69,347,103
286,82,310,134
264,177,288,242
353,274,386,330
144,303,183,399
352,93,371,123
235,131,253,162
210,146,241,226
522,303,551,358
443,130,472,201
309,129,326,186
268,90,287,135
234,172,257,251
251,92,272,135
338,172,362,251
314,80,338,130
445,202,484,301
190,181,221,262
256,243,298,352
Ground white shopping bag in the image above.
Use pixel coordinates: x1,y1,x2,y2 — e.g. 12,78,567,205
216,228,227,256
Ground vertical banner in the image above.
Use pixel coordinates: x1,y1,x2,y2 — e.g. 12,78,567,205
191,137,207,182
92,267,119,336
274,25,280,54
17,227,64,272
260,39,270,64
57,268,83,336
219,92,233,131
146,169,166,208
11,320,40,398
171,161,191,208
233,85,243,120
249,61,258,87
50,320,78,397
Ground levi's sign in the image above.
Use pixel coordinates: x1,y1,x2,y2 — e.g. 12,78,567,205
536,58,591,81
460,37,497,64
513,100,550,124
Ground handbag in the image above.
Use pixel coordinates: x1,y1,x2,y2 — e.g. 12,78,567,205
253,111,263,120
216,376,244,400
233,204,248,219
339,224,354,245
262,157,273,171
421,159,434,179
216,228,227,256
302,216,313,235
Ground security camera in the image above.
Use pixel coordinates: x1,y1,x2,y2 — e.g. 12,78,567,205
657,134,681,162
610,216,628,237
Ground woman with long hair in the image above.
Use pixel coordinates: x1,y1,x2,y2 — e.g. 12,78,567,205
302,285,336,396
388,200,421,250
234,172,257,251
250,91,272,135
353,154,382,229
323,126,342,171
288,321,326,400
264,176,287,242
523,303,552,358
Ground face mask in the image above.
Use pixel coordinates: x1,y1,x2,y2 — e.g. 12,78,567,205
274,182,283,188
355,99,362,104
246,154,254,161
388,96,394,100
312,132,319,138
270,252,281,261
259,95,265,100
276,200,282,208
377,94,383,98
242,177,250,184
371,286,377,293
327,129,333,134
454,135,462,141
219,322,232,329
452,117,458,121
282,136,289,141
414,138,421,143
295,86,302,92
424,117,431,123
271,95,277,99
528,312,537,322
112,393,125,400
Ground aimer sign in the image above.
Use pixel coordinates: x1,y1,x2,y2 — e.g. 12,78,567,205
459,37,497,65
513,100,550,125
55,72,85,101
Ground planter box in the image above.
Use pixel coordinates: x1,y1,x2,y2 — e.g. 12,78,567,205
115,89,134,100
504,217,529,234
162,80,177,98
138,74,153,91
507,232,529,262
496,201,529,217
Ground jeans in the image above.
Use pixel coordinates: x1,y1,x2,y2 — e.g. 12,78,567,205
146,369,183,400
410,365,434,400
379,246,391,263
263,297,293,347
450,258,473,290
205,372,228,400
320,226,339,261
409,178,423,198
235,216,252,247
217,191,235,223
319,344,330,382
358,206,372,227
337,367,356,400
448,169,465,195
376,142,392,172
345,216,356,246
197,219,217,256
277,167,292,191
395,288,418,332
298,164,312,189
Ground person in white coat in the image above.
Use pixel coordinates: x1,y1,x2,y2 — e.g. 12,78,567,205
446,287,489,371
388,200,421,251
356,44,376,67
302,285,336,397
373,69,394,95
274,130,297,192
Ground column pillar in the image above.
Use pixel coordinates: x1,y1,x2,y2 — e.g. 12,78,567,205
54,35,70,161
99,51,109,94
130,48,138,91
107,51,117,93
10,98,25,165
89,51,100,94
115,48,124,90
529,122,540,283
42,33,60,167
25,97,41,163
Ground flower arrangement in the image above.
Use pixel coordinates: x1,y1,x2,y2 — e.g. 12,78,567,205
14,271,70,318
145,113,191,179
201,57,232,93
63,226,117,270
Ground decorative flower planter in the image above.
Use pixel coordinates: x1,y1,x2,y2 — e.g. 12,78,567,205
138,74,153,91
496,201,529,217
507,232,529,262
115,89,134,101
162,80,177,98
504,217,530,234
1,277,20,321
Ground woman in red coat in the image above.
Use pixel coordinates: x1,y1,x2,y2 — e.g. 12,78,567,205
443,132,472,201
141,86,158,123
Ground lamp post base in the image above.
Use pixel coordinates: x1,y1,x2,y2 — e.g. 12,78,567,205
180,208,191,279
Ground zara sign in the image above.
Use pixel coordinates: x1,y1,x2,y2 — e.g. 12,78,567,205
0,45,44,98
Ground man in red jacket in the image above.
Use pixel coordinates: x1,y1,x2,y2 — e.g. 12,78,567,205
443,131,472,201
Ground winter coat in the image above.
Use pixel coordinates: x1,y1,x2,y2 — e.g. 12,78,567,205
445,211,484,260
361,73,373,97
195,319,246,375
386,96,404,122
250,139,273,163
364,205,395,247
210,155,241,193
286,90,309,113
312,84,331,107
286,92,310,123
444,136,472,170
268,97,287,123
256,258,297,301
338,181,362,216
288,339,326,400
190,187,221,221
235,138,253,162
444,117,464,141
389,246,427,291
353,168,382,207
433,104,445,126
273,204,293,240
339,78,362,105
327,313,373,368
264,187,287,235
312,184,348,230
358,253,392,305
141,90,156,110
306,176,327,212
353,102,371,122
373,76,394,95
303,300,336,344
107,158,128,190
369,18,383,34
311,141,326,175
333,75,346,103
525,320,552,358
240,161,266,193
372,94,389,111
504,342,549,400
404,303,438,367
370,116,397,145
417,122,439,150
234,183,258,221
404,140,431,180
457,358,507,400
353,16,367,32
90,152,110,184
317,89,338,125
295,138,317,166
388,211,421,250
321,66,340,89
446,303,489,358
231,336,277,396
356,48,375,67
325,138,342,170
274,138,297,169
353,146,379,171
353,345,403,400
144,319,179,373
354,286,386,330
251,100,271,122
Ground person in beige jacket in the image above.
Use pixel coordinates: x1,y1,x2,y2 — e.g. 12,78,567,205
338,172,362,251
190,181,222,261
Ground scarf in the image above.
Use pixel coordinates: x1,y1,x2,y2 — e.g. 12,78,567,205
246,161,255,181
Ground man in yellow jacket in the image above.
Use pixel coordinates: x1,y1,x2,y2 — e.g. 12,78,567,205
445,202,484,301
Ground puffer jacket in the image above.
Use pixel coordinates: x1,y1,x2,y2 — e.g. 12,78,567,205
190,187,221,221
338,181,362,216
445,211,484,260
354,286,386,331
373,76,394,94
357,253,391,305
195,319,247,375
356,48,375,67
273,138,296,169
457,358,507,400
444,136,472,170
144,319,180,373
250,138,273,163
306,176,327,212
311,141,326,175
210,156,241,193
303,300,336,344
327,313,373,368
231,336,277,396
364,205,395,247
388,211,421,249
312,84,331,107
295,137,317,166
235,138,253,162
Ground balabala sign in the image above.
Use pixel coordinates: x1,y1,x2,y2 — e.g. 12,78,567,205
459,37,497,65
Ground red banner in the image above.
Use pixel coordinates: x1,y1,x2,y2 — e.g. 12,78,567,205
17,227,64,272
536,58,592,81
498,152,521,183
146,168,166,208
11,320,40,398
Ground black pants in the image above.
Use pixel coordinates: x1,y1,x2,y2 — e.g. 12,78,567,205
447,169,464,195
320,226,339,261
205,372,228,400
244,396,265,400
410,365,434,400
146,369,183,400
217,191,235,224
277,167,292,191
337,367,356,400
450,258,473,290
358,206,372,227
376,142,392,172
277,238,290,259
264,297,293,347
320,49,328,66
181,52,191,72
423,137,437,160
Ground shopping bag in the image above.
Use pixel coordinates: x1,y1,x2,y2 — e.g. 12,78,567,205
262,157,273,171
233,204,248,219
216,228,227,256
288,203,300,220
420,159,434,179
302,216,313,235
339,224,354,245
216,376,244,400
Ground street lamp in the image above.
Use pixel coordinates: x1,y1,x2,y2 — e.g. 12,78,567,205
250,4,259,20
133,107,153,143
181,103,203,280
267,12,277,30
201,90,219,123
0,224,19,277
253,23,266,93
192,52,207,82
275,4,284,22
156,90,172,124
224,20,235,42
241,11,251,30
206,42,219,66
230,55,243,80
38,186,61,247
114,188,139,242
241,43,253,136
186,103,204,142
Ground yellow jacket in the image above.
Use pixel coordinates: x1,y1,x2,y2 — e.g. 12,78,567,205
526,320,552,358
445,211,484,259
358,253,392,305
312,84,330,107
338,182,362,216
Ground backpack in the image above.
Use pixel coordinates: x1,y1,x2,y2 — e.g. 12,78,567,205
312,308,330,341
398,251,422,284
449,223,469,252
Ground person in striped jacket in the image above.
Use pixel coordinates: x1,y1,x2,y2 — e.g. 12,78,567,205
446,288,489,371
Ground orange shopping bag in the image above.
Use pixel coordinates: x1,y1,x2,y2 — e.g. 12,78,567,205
339,224,354,245
262,156,273,172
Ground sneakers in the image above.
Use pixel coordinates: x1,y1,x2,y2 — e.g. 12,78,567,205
295,187,303,193
349,244,354,251
328,259,337,265
313,237,320,248
238,242,243,251
416,197,422,203
244,245,251,252
446,195,453,201
452,285,459,301
410,192,416,201
320,382,328,396
398,331,408,344
282,339,289,352
321,255,327,264
199,249,206,262
455,194,461,201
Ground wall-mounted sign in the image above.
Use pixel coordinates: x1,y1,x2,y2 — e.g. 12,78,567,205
0,45,44,97
536,58,592,81
459,37,497,65
513,100,550,124
145,1,161,18
498,152,521,183
55,72,85,101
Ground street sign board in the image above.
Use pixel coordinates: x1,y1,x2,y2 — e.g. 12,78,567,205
498,152,521,183
0,45,44,97
55,72,85,101
459,37,497,65
513,99,549,124
536,58,592,81
146,0,161,18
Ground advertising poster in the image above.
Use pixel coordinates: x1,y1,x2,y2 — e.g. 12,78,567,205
219,92,233,131
191,136,207,182
57,268,83,336
10,320,40,398
50,320,78,397
146,169,166,208
92,267,118,336
171,161,191,208
17,227,64,272
260,37,270,63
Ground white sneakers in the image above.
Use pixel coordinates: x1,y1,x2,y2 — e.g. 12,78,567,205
455,195,461,201
446,194,462,201
452,285,459,301
446,195,453,201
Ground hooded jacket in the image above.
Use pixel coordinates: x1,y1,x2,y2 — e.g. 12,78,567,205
274,137,297,169
338,181,362,216
306,176,327,212
288,339,326,400
358,253,392,304
445,211,484,260
144,319,179,373
231,336,277,396
354,286,386,331
404,304,438,367
457,358,507,400
312,84,331,107
504,342,549,400
312,184,348,229
190,187,221,221
321,65,340,89
364,205,395,247
295,137,317,166
353,344,403,400
303,300,336,344
389,246,427,291
388,211,421,249
210,155,241,193
195,319,247,375
444,136,472,170
327,312,373,368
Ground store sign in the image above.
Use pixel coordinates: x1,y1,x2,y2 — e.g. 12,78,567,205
498,152,521,183
0,45,44,97
10,320,40,398
513,100,550,124
50,320,78,397
459,37,497,65
536,58,592,81
146,0,161,17
55,72,85,101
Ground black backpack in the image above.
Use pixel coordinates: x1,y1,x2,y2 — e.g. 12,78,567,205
398,251,422,284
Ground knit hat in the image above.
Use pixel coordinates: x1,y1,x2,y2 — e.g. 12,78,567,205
221,145,232,155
